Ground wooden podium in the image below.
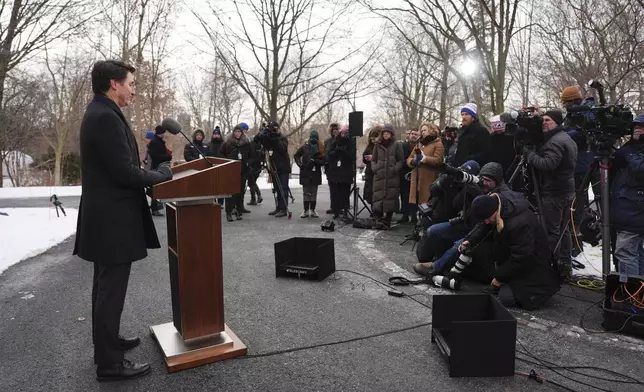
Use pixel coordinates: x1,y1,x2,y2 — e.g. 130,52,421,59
150,157,247,372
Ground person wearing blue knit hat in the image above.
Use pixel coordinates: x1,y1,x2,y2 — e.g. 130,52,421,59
239,122,249,131
448,102,491,167
611,113,644,278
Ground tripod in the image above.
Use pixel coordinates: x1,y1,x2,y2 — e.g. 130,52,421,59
346,136,373,222
508,153,545,231
401,155,423,247
263,148,293,219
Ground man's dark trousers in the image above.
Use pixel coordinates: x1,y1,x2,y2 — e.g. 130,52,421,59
92,262,132,365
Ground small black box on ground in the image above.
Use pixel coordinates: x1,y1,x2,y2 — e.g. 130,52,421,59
602,273,644,337
431,294,516,377
274,237,335,281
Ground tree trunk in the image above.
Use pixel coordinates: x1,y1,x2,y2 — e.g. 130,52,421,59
439,61,449,129
54,145,64,186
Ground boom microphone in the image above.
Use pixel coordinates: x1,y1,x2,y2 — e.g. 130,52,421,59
160,117,215,167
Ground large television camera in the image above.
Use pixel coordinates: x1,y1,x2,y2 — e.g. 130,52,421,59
565,81,633,152
502,107,544,146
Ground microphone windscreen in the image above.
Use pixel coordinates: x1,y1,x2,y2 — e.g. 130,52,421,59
499,112,515,124
161,118,182,135
510,110,519,120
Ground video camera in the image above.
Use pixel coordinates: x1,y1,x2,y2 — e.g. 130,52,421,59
566,80,633,152
443,126,458,140
502,108,544,146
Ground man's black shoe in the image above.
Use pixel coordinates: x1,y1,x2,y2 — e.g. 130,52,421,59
241,208,251,213
257,197,263,204
268,209,279,216
226,213,234,222
248,200,257,205
275,210,287,217
481,285,500,295
96,359,150,382
397,215,409,224
119,336,140,351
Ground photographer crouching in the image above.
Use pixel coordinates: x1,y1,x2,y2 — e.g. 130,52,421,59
254,121,291,218
523,109,578,281
438,194,560,310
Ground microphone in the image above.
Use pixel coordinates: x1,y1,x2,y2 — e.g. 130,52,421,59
161,118,215,167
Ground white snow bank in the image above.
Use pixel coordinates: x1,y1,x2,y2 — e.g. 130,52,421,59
574,241,615,279
0,185,82,199
0,208,78,275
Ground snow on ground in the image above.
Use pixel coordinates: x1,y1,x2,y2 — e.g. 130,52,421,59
0,208,78,275
574,241,613,279
0,185,82,199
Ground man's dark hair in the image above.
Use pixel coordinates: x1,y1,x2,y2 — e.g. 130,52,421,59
91,60,136,95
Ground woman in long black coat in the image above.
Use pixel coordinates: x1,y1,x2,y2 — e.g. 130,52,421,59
362,126,381,205
294,130,326,218
146,125,172,215
326,124,354,219
371,124,404,229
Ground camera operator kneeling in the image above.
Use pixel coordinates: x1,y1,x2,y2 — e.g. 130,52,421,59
611,114,644,277
524,109,578,281
449,194,560,310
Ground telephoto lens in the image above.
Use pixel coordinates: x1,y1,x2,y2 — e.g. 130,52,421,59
432,275,461,290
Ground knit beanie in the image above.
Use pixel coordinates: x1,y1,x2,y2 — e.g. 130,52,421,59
545,109,564,126
471,194,504,232
233,124,243,132
239,122,249,131
155,125,166,135
561,86,582,102
145,130,154,140
382,123,394,134
633,114,644,126
460,160,480,175
461,103,478,119
310,130,319,140
212,127,221,135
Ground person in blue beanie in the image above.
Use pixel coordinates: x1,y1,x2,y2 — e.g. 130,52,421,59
449,102,491,167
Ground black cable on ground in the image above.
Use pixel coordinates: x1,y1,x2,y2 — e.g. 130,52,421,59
237,322,433,359
579,298,637,334
515,370,579,392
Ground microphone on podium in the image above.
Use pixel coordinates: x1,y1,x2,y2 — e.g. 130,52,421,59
161,118,215,167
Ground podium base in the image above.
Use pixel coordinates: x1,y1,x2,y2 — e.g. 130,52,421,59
150,322,247,373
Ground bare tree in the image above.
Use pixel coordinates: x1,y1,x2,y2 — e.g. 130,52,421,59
0,0,90,184
42,47,93,185
536,0,644,106
194,0,376,137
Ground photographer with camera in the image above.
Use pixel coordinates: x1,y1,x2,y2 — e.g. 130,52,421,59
610,114,644,277
524,109,578,281
413,161,507,277
439,194,560,310
254,121,291,218
449,103,491,167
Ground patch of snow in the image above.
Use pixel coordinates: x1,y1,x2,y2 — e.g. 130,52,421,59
2,177,13,187
0,185,82,199
0,208,78,275
574,241,614,278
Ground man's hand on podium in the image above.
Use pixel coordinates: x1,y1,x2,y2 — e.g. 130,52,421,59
157,162,173,181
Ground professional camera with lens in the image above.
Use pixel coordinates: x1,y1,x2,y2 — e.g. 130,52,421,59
503,108,544,146
566,80,633,152
443,126,458,140
442,164,482,186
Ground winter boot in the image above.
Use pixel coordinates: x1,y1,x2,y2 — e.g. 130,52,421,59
309,202,318,218
268,207,279,215
300,210,309,218
247,199,258,206
275,210,287,218
257,196,263,204
413,262,435,277
226,212,234,222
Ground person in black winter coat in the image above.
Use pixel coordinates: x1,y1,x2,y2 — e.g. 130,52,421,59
184,129,209,162
73,60,172,380
294,130,325,218
398,128,417,223
324,123,340,214
220,124,252,222
455,193,560,310
147,125,173,215
450,103,491,167
208,126,223,157
254,121,291,217
362,127,381,205
326,124,354,219
525,109,578,280
611,114,644,277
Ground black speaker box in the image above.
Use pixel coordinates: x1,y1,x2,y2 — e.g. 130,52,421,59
275,237,335,281
431,294,516,377
349,111,364,137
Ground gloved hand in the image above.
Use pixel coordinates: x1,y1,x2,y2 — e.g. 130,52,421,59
411,159,418,167
157,162,173,181
522,144,536,157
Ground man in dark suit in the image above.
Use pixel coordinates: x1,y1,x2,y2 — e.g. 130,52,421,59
73,60,172,381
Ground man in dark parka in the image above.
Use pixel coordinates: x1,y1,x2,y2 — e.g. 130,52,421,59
73,60,172,381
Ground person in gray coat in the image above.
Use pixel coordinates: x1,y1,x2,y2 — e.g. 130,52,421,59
371,124,404,229
524,109,578,281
